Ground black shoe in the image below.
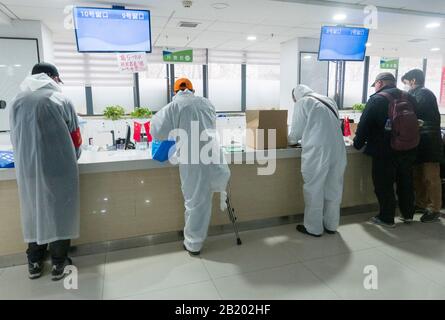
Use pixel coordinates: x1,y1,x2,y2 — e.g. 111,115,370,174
296,225,322,238
399,216,414,224
28,262,43,280
420,211,441,224
324,227,337,235
183,245,200,256
51,258,73,281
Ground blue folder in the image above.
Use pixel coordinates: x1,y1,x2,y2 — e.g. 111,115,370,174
151,140,176,163
0,151,14,169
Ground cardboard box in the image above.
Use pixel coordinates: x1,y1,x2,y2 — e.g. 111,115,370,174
350,123,358,140
246,110,288,150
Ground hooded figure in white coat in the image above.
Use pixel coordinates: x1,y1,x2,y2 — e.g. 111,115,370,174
289,85,347,237
151,78,230,255
9,63,82,281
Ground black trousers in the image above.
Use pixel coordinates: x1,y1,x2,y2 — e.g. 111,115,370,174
26,240,71,265
372,151,416,224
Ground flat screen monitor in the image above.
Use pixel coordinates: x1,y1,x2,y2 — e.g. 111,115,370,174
318,26,369,61
73,7,152,53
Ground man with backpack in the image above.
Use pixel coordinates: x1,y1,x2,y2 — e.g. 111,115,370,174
354,73,419,228
402,69,443,223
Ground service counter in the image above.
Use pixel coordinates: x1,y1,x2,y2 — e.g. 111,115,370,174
0,146,377,261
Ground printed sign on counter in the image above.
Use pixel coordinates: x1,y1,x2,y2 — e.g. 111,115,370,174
117,52,147,73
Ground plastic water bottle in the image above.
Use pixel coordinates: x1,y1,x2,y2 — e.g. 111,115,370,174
385,119,392,131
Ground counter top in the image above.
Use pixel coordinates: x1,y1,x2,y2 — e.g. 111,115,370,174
0,145,361,181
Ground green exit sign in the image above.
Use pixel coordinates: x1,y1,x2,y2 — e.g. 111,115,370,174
380,57,399,70
163,49,193,63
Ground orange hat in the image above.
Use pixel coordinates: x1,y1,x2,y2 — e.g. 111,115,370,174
174,78,194,92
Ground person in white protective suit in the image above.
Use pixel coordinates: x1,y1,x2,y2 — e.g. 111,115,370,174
288,85,347,237
9,63,82,281
151,78,230,255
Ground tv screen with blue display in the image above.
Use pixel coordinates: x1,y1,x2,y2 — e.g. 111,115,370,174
318,26,369,61
73,7,152,53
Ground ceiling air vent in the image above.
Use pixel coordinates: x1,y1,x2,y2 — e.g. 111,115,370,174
178,21,200,28
408,38,428,43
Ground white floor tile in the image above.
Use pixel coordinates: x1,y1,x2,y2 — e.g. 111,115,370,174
340,212,377,225
378,238,445,287
200,229,296,279
119,281,221,300
213,263,339,300
410,219,445,240
103,241,210,300
0,254,105,300
304,248,445,300
264,223,375,262
337,220,429,248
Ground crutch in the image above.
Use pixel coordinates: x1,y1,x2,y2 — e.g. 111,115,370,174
220,182,242,246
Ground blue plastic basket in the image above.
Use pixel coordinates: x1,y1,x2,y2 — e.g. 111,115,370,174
151,140,176,163
0,151,14,168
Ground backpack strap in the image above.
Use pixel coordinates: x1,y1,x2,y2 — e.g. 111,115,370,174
307,94,339,119
377,91,395,103
377,91,396,117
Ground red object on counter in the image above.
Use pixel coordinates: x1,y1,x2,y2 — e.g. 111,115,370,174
134,121,153,142
343,117,351,137
144,122,153,143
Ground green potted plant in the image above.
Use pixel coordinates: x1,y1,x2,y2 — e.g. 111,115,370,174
131,107,152,119
103,105,125,121
352,103,366,112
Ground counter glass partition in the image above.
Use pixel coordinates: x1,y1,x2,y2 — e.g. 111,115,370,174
139,64,168,111
425,58,443,100
209,63,242,112
396,57,424,90
246,64,280,109
174,64,204,97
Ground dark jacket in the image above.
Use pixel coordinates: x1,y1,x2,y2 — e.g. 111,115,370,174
353,85,418,158
409,86,443,163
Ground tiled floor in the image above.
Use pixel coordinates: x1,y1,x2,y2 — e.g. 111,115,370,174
0,212,444,300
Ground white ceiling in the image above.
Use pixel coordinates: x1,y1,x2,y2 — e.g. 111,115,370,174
0,0,444,57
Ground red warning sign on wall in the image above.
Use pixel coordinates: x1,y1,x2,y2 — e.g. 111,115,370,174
441,67,445,107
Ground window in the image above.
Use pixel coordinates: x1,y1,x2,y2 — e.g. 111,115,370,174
246,64,280,109
300,53,329,97
425,58,443,100
62,87,87,114
92,87,134,115
343,61,365,108
328,61,337,100
139,64,168,111
367,56,396,97
208,63,241,112
174,64,204,97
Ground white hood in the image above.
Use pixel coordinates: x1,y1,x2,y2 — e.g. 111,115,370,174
20,73,61,93
293,84,314,102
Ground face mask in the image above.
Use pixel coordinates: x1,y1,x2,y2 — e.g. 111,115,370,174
404,85,411,92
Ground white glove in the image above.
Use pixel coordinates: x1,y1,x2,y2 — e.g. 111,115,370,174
220,192,228,211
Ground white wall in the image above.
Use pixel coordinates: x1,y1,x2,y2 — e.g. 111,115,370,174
0,20,55,130
40,23,54,64
0,20,48,61
280,38,300,112
280,37,322,121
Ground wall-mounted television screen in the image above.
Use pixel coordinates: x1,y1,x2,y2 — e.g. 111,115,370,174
73,7,152,53
318,26,369,61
